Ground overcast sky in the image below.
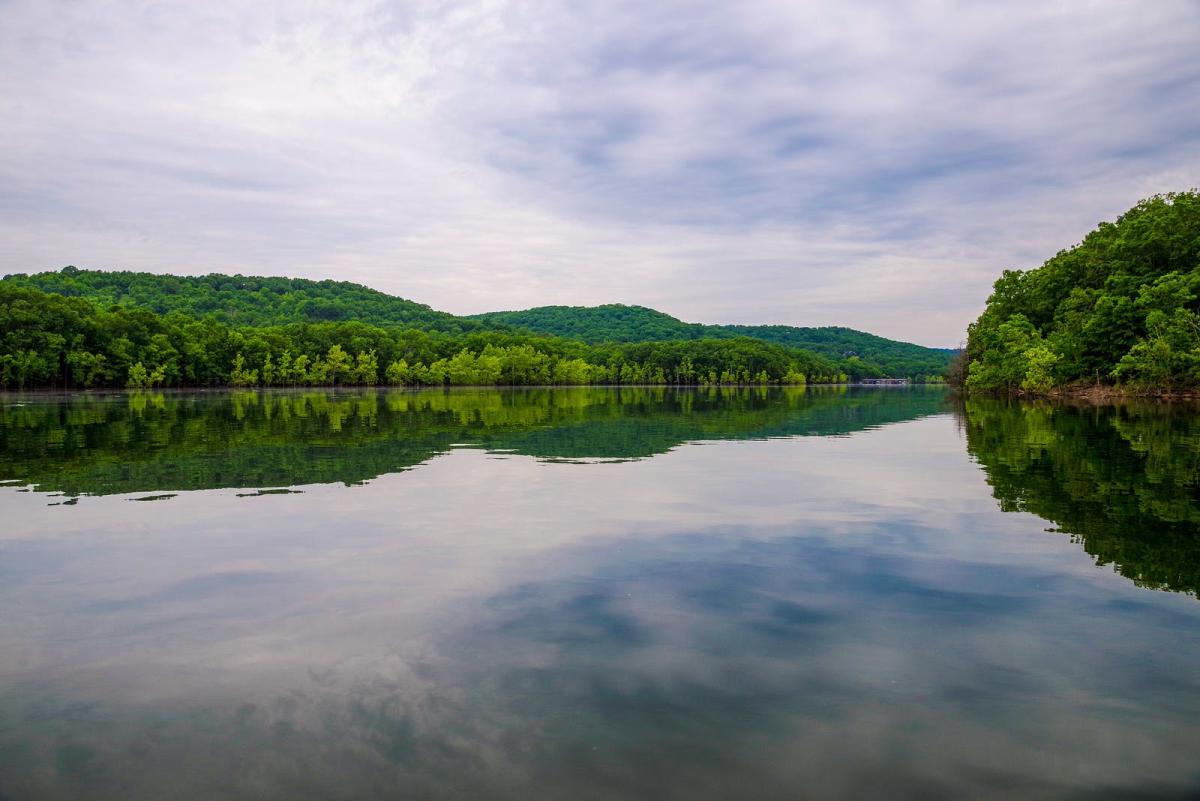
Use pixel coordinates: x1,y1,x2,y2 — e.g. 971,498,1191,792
2,1,1198,346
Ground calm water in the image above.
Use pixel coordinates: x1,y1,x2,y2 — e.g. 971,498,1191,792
1,386,1198,800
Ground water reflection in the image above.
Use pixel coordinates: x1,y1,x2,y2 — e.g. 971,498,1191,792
0,386,948,497
960,398,1200,597
2,389,1200,800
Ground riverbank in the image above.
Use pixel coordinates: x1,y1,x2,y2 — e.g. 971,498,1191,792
955,383,1200,403
0,382,949,396
1051,385,1197,402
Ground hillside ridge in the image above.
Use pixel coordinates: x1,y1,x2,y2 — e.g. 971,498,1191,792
471,303,953,377
1,268,952,378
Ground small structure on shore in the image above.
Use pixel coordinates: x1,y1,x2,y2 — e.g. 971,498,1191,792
860,378,910,385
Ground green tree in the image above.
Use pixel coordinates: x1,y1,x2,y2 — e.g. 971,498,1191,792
230,353,259,387
127,361,151,389
355,350,379,385
447,349,479,385
67,350,106,387
385,359,411,385
325,345,351,385
292,353,311,385
261,353,277,386
1021,345,1059,393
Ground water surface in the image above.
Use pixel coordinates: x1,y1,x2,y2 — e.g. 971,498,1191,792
1,387,1198,800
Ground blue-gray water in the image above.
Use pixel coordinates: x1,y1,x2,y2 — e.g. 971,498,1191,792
1,387,1198,800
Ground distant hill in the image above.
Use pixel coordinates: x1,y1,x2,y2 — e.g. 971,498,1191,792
472,305,954,378
1,266,481,333
1,268,952,378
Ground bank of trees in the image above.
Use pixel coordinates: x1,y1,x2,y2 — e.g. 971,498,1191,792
0,284,854,389
963,191,1200,392
473,306,954,379
3,267,951,380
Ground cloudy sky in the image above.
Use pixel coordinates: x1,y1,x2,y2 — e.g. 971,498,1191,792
1,1,1197,345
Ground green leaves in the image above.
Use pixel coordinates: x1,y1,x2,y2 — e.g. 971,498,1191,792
966,314,1062,393
472,304,951,379
1020,345,1059,393
2,279,919,390
965,191,1200,392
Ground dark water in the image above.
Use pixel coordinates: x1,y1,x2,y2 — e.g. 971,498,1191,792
1,387,1198,800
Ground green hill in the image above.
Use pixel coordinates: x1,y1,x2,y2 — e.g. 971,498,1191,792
2,266,480,333
963,191,1200,393
471,305,953,378
0,281,847,390
0,268,952,382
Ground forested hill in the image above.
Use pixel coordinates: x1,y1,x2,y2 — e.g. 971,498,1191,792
2,268,955,381
3,268,951,378
471,305,954,378
2,267,481,333
963,191,1200,393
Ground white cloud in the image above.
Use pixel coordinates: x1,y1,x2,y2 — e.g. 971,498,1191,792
1,0,1197,345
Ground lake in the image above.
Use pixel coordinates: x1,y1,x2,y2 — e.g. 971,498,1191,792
1,386,1198,800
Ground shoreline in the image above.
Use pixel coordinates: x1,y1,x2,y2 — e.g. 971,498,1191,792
1050,384,1197,402
956,383,1200,403
0,382,943,398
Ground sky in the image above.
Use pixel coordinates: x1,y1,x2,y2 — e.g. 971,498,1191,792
1,1,1198,346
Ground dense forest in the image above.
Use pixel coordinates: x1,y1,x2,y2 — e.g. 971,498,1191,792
0,268,950,383
962,191,1200,393
472,304,954,378
0,283,853,390
4,267,481,333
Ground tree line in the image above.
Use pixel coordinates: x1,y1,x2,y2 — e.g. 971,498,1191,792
3,267,952,381
472,305,954,379
1,283,857,390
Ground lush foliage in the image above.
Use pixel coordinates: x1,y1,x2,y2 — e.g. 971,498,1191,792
964,191,1200,392
0,283,849,389
472,305,953,380
3,266,480,332
0,386,950,497
0,268,950,384
961,397,1200,596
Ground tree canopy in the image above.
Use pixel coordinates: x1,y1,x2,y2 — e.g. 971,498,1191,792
0,268,955,388
0,282,855,390
963,191,1200,392
0,267,949,380
471,305,954,379
3,267,480,332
